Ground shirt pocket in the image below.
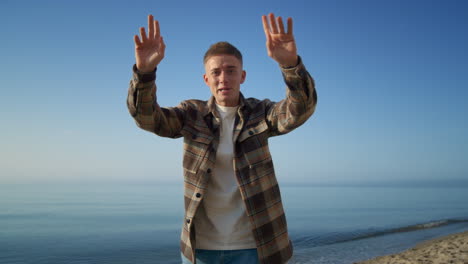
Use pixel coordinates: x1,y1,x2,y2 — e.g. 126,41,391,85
182,131,213,174
238,120,271,166
238,120,269,142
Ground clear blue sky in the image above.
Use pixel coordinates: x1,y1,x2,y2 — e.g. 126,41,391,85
1,0,467,185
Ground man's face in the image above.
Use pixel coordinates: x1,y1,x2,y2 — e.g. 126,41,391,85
204,54,246,107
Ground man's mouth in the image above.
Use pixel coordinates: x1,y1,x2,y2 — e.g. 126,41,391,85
218,88,231,92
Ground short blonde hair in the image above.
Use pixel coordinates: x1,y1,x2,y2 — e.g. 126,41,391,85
203,41,243,65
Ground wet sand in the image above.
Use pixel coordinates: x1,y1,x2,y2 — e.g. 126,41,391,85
354,231,468,264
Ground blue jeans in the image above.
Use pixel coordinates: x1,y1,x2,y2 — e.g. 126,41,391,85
181,248,259,264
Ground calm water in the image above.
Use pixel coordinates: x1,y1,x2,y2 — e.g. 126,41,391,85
1,183,468,264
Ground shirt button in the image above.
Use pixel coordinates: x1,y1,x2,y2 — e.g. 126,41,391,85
196,193,201,198
207,168,212,173
248,131,254,135
186,219,191,224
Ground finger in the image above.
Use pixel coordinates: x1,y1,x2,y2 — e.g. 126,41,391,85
277,16,285,34
269,13,278,34
287,17,293,35
159,36,166,54
262,15,273,46
148,14,154,40
134,35,142,46
262,15,270,37
154,19,160,39
140,27,148,42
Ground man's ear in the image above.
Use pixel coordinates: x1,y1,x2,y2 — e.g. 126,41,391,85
240,70,246,84
203,74,209,86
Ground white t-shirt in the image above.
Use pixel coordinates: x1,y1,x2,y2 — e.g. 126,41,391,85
194,103,256,250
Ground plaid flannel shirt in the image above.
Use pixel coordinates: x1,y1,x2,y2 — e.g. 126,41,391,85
127,56,317,264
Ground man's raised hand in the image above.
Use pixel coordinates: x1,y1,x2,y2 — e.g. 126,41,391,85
262,13,298,68
134,14,166,72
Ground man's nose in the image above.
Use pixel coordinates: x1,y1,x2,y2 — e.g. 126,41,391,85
219,71,228,83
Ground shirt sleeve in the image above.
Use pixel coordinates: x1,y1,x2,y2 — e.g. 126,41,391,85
127,65,186,138
265,56,318,136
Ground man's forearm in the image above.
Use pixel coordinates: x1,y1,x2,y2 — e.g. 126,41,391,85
127,65,185,138
127,64,157,119
266,56,317,136
280,56,317,106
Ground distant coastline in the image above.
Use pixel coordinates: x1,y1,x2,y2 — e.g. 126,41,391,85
282,178,468,188
3,178,468,188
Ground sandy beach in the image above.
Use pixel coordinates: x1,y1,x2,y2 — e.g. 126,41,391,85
354,231,468,264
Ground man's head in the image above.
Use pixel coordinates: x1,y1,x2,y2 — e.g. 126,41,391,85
203,42,246,107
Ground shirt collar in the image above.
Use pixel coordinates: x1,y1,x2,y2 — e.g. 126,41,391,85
204,92,246,118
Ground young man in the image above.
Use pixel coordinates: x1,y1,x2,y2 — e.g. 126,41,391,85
127,13,317,264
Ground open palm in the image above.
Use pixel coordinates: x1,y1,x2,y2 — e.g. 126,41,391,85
262,13,298,67
134,15,166,72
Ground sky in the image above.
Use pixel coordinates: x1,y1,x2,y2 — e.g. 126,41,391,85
1,0,467,186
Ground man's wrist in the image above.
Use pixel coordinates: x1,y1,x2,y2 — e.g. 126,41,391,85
280,56,306,78
279,56,299,69
132,64,156,83
135,64,157,74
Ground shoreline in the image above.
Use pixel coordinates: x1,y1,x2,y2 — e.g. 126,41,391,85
354,231,468,264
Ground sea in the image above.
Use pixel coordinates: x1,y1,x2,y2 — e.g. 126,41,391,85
1,182,468,264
